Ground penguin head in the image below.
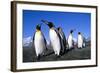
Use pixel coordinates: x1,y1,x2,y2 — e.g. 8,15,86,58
57,27,62,31
78,32,81,34
70,30,74,34
36,24,41,31
47,22,54,28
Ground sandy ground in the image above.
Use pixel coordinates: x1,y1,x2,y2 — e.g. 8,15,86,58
23,45,91,62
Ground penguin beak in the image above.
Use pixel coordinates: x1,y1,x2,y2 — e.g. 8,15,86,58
41,20,49,25
41,20,50,28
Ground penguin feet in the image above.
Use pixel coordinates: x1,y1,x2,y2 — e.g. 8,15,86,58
60,51,65,56
78,47,82,49
63,49,67,54
36,55,41,61
56,54,61,58
54,52,61,58
56,55,61,60
42,52,45,56
66,49,70,53
68,47,73,51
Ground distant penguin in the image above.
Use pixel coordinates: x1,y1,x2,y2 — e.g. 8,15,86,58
41,20,62,56
67,30,74,49
77,32,85,48
33,24,47,59
57,27,66,53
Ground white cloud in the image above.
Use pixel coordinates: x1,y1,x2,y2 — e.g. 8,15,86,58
23,36,32,47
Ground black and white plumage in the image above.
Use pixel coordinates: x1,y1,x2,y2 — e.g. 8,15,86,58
57,27,66,53
33,24,47,59
41,20,63,56
77,32,86,48
67,30,74,49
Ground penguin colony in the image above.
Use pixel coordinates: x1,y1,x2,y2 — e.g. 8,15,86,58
33,20,86,59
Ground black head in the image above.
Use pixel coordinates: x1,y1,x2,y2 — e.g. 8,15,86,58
70,30,73,33
78,32,81,34
36,24,41,30
57,27,61,30
47,22,54,28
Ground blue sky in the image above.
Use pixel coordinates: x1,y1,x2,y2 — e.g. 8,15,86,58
23,10,91,41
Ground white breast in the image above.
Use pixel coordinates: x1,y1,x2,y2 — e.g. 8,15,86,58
78,35,83,48
49,29,61,55
68,34,73,49
34,31,46,56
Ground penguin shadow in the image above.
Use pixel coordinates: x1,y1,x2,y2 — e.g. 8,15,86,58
59,49,66,56
44,51,54,57
32,47,78,62
32,54,45,62
32,49,55,62
77,47,82,49
65,47,75,53
77,46,86,49
77,45,86,49
34,49,66,61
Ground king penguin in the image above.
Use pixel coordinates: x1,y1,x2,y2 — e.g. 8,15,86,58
57,27,66,54
41,20,62,56
67,30,74,49
77,32,85,48
33,24,47,59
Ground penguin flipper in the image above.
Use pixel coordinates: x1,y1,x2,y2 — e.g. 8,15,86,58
59,28,67,49
55,28,65,55
42,32,48,51
60,29,66,43
54,28,61,39
62,32,67,49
